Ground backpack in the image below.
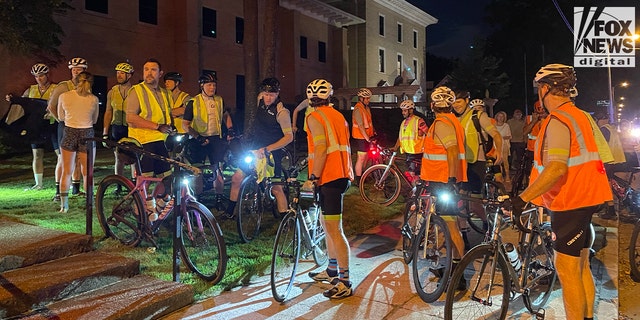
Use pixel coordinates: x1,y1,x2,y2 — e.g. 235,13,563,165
471,110,494,155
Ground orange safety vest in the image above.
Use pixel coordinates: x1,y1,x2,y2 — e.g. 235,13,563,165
420,113,468,183
398,115,424,154
529,103,612,211
352,101,374,139
526,115,542,151
306,106,354,185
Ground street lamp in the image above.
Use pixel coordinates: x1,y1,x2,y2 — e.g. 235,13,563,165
611,81,629,123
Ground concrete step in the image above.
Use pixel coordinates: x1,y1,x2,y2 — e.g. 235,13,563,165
0,219,93,272
0,251,140,318
20,275,194,320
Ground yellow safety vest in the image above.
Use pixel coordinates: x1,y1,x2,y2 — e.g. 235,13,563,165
171,90,191,133
27,83,56,100
398,115,424,154
127,83,172,144
109,84,128,126
188,94,224,137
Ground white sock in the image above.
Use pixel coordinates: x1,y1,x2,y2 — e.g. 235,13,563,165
34,173,44,187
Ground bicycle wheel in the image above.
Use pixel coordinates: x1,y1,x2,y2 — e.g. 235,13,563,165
412,214,452,303
521,222,556,312
401,197,422,264
180,202,227,284
444,244,511,320
630,220,640,281
96,175,146,246
237,176,262,243
359,164,402,206
310,212,328,266
270,212,301,302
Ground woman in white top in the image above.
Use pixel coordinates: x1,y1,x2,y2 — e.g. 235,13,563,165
494,111,512,182
56,71,99,212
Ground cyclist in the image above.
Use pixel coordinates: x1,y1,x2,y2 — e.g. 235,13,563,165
5,63,58,191
183,72,234,208
507,109,526,175
520,100,548,188
304,79,354,299
594,110,626,220
125,58,175,221
512,64,612,320
421,86,468,290
352,88,375,184
103,62,134,178
164,71,191,134
392,99,427,184
222,77,293,219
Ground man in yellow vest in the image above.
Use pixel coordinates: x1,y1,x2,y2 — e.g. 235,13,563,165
393,99,427,184
126,58,174,221
352,88,375,184
513,64,612,320
594,110,626,220
304,79,355,299
103,62,134,178
164,71,191,134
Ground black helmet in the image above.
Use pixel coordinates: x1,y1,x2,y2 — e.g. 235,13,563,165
164,72,183,83
260,77,280,93
198,72,217,85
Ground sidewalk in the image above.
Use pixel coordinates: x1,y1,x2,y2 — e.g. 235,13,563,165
163,216,618,320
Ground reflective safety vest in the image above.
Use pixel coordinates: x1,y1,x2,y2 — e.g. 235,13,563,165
458,108,480,163
526,115,542,151
352,101,374,139
420,113,467,183
306,106,354,185
530,103,612,211
127,83,172,144
398,115,424,154
109,84,129,126
171,90,191,133
27,83,56,100
188,94,224,137
601,123,626,164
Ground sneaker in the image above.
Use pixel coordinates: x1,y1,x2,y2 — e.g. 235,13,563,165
52,194,61,202
323,279,353,299
24,185,43,191
308,269,338,282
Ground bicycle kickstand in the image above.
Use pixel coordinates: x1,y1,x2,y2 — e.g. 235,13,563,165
534,308,545,320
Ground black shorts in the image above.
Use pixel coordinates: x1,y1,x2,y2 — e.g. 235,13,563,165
319,178,351,215
352,138,370,153
189,136,226,166
461,160,485,194
140,140,171,176
405,153,422,174
551,205,599,257
31,126,59,151
61,126,94,153
111,124,128,141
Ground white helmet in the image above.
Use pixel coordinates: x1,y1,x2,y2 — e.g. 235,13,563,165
399,100,415,110
68,57,88,69
534,63,576,87
431,86,456,107
306,79,333,100
31,63,49,76
357,88,372,98
469,98,485,108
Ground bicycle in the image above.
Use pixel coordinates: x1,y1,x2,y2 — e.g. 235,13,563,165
461,161,509,235
270,166,328,302
444,198,557,319
359,148,415,206
95,137,227,284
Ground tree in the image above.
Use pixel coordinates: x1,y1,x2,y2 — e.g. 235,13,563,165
0,0,72,63
243,0,259,135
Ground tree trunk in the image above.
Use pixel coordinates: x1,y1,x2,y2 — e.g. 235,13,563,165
261,0,278,79
243,0,259,137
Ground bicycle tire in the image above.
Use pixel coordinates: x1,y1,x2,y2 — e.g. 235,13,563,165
96,175,146,247
359,164,402,206
630,220,640,282
310,210,328,266
237,176,262,243
402,197,422,264
270,212,301,302
444,244,510,320
521,222,556,312
180,202,227,284
412,214,452,303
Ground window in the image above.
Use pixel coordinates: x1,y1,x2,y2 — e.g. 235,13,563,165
202,7,217,38
236,17,244,44
413,30,418,49
379,15,385,36
318,41,326,63
139,0,157,25
397,54,403,75
397,23,403,43
86,0,108,14
413,59,419,79
378,48,385,73
300,36,308,59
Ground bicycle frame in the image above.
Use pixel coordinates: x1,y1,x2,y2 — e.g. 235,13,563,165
375,151,412,189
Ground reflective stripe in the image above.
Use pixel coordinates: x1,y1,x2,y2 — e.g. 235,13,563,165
423,153,464,161
315,110,349,154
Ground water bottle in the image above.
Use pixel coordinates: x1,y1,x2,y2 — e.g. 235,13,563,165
504,243,521,272
302,209,312,228
146,197,158,222
308,206,317,224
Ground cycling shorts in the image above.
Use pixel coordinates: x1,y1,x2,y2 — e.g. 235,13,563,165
319,178,350,216
550,205,599,257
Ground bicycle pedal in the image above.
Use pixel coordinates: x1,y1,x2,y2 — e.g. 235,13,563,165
534,308,545,320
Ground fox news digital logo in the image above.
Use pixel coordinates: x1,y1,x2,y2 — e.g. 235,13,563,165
574,7,635,68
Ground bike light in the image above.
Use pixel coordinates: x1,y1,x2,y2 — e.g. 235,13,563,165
182,178,190,186
244,155,254,164
175,135,183,142
631,127,640,138
439,192,452,202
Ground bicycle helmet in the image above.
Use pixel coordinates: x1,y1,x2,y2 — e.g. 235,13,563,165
115,62,134,74
306,79,333,100
68,57,88,69
357,88,372,98
116,137,143,166
30,63,49,76
399,100,415,110
534,63,576,88
260,77,280,92
198,72,216,85
431,86,456,107
469,98,485,108
164,72,183,84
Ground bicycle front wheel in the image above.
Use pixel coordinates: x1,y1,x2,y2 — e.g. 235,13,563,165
237,176,262,243
630,220,640,281
412,214,452,303
360,164,402,206
181,202,227,284
96,175,146,246
444,244,510,320
521,222,556,312
270,212,301,302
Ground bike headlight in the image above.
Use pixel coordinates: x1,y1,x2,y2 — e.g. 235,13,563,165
182,177,190,186
244,154,254,164
439,192,452,203
175,134,184,142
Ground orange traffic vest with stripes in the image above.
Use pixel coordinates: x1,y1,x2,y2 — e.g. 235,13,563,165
526,115,542,151
306,106,354,185
398,115,424,154
352,101,374,139
420,113,468,183
529,103,612,211
127,83,172,144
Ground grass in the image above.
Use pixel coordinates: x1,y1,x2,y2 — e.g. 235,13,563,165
0,148,404,301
